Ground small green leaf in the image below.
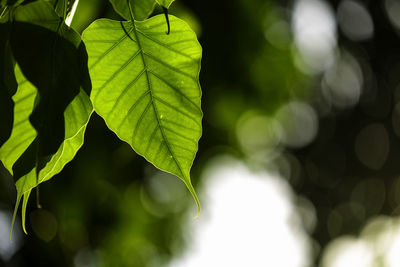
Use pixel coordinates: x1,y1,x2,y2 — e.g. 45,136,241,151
110,0,156,21
156,0,175,9
1,64,93,233
21,189,31,234
82,15,202,212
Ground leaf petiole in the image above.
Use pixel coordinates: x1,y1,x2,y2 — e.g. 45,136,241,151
127,0,135,21
162,7,170,35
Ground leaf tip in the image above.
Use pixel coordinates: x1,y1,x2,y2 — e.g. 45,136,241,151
184,180,200,218
22,190,32,235
162,7,170,35
10,194,22,242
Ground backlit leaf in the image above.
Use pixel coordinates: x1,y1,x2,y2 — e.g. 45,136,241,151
0,64,93,233
10,1,91,174
82,15,202,211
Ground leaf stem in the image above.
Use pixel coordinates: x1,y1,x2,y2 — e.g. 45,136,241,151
127,0,135,21
162,7,170,35
63,0,67,21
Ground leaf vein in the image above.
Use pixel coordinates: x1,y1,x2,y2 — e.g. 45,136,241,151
115,90,150,131
136,29,196,61
143,124,159,155
107,68,146,117
88,28,132,69
144,52,196,81
148,69,201,113
2,135,35,159
161,118,198,132
134,26,185,178
94,49,141,103
132,100,152,138
162,125,197,144
152,95,200,127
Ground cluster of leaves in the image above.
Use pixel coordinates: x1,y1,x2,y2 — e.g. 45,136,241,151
0,0,202,233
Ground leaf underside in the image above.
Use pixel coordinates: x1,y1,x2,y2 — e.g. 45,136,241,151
82,15,202,211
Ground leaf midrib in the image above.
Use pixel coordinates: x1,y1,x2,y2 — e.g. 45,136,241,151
130,20,185,179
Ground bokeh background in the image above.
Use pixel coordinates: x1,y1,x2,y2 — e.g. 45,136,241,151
2,0,400,266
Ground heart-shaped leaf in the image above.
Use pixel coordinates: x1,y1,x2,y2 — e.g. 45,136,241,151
82,15,202,211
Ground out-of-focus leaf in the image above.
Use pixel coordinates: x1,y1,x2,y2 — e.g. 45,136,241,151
10,1,91,174
1,64,93,234
82,15,202,212
109,0,156,21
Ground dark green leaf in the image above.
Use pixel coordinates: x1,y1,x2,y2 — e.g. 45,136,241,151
10,1,91,174
0,64,93,233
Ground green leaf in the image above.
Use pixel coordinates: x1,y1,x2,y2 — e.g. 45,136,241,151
1,64,93,233
10,1,91,174
82,16,202,212
156,0,174,9
21,189,31,234
110,0,156,21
